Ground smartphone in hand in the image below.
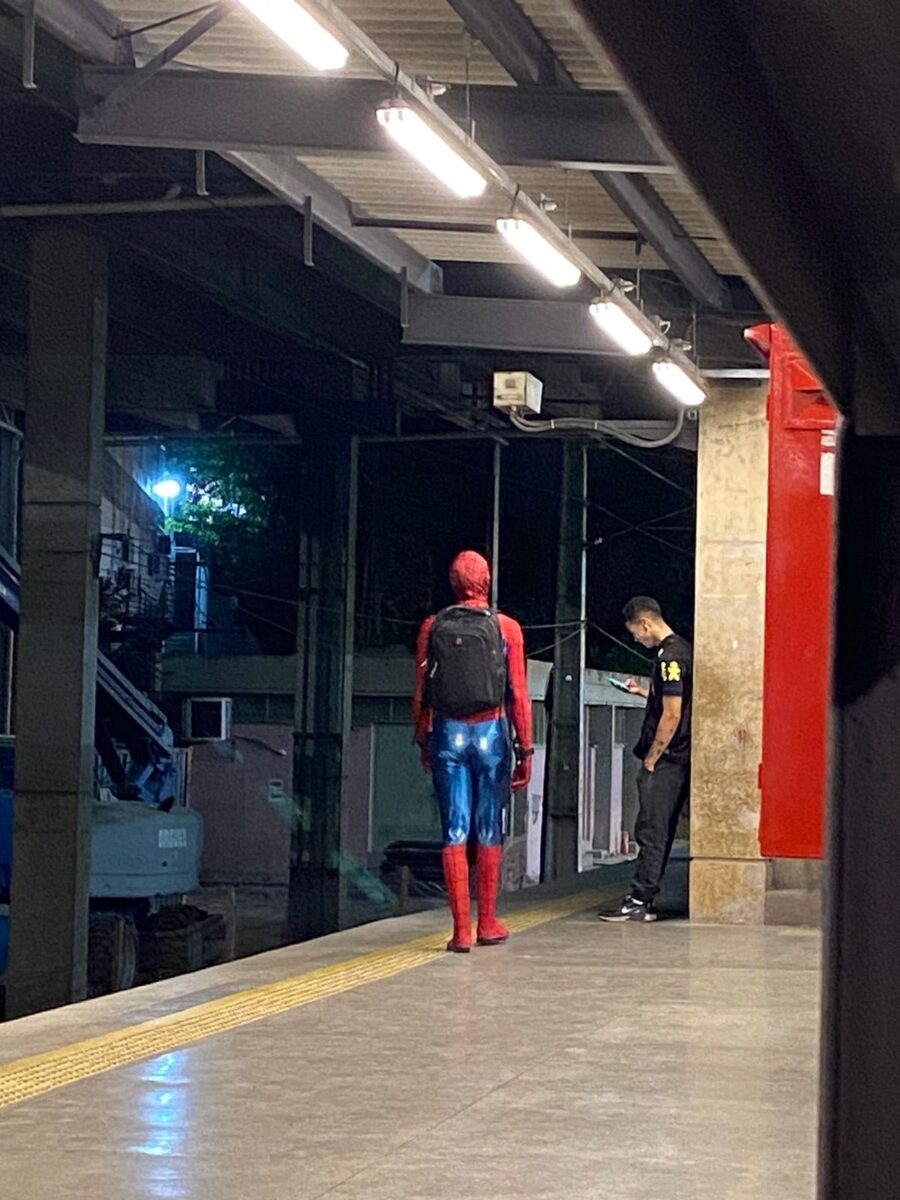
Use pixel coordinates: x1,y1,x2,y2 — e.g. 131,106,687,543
607,676,632,693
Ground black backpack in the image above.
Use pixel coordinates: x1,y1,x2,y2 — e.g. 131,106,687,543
426,606,507,719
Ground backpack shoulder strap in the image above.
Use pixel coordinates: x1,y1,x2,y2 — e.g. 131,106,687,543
434,604,464,619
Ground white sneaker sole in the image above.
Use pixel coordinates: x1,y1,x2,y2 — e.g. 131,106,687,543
597,911,657,923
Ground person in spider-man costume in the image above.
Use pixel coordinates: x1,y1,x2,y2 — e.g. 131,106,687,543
413,551,533,953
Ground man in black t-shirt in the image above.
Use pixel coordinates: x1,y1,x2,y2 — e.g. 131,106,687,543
599,596,692,923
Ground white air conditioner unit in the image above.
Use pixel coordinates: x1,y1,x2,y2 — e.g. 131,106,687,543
183,697,232,742
492,370,543,414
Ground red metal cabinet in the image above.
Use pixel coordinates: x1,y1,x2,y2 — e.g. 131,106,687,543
747,323,836,859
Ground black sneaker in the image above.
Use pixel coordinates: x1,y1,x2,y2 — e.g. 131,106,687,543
598,895,657,923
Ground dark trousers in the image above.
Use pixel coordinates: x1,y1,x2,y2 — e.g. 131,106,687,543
631,760,689,903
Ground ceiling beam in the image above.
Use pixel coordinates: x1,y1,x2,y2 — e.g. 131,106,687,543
38,0,701,384
437,2,557,96
572,0,900,432
256,0,700,381
591,172,728,308
2,0,138,65
445,0,731,310
22,0,442,295
441,0,573,89
77,69,670,173
223,152,442,293
402,294,756,368
403,294,629,356
571,0,851,412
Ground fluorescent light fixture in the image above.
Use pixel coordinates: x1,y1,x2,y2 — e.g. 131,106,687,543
153,478,182,502
376,104,487,199
238,0,349,71
589,300,654,356
496,218,581,289
651,359,707,407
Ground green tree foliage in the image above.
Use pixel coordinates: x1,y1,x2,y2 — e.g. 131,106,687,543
165,443,299,653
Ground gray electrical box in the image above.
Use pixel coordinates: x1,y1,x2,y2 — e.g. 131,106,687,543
492,370,543,414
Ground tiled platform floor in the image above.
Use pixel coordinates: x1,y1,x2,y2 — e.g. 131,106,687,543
0,902,820,1200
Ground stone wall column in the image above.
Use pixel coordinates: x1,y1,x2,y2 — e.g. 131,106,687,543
5,227,105,1015
690,386,768,922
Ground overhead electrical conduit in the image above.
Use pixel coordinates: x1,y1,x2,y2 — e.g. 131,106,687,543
507,406,685,448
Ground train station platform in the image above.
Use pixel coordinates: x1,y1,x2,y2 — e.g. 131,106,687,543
0,888,819,1200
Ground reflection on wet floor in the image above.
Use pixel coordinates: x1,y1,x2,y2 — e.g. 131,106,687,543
0,910,820,1200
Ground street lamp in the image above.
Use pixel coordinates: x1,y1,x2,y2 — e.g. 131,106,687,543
152,477,182,517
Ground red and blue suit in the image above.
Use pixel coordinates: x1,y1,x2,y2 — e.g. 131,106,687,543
414,552,533,953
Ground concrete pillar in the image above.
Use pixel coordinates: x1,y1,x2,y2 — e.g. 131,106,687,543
0,427,22,734
286,434,356,942
690,386,769,922
544,441,587,879
5,228,106,1016
0,427,21,556
819,426,900,1198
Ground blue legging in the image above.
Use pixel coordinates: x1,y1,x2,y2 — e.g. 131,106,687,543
430,717,510,847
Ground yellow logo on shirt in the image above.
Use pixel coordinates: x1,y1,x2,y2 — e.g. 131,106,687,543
661,661,682,683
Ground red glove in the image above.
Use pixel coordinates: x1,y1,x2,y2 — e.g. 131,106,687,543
511,751,533,792
419,744,432,775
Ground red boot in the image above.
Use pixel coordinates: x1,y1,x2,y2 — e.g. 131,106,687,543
442,844,472,953
476,845,509,945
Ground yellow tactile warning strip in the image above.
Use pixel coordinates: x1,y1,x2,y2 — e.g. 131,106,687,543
0,889,599,1111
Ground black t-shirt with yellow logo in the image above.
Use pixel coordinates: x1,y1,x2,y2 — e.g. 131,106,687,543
635,633,692,764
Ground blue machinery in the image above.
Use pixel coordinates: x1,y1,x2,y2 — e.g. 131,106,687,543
0,548,206,993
